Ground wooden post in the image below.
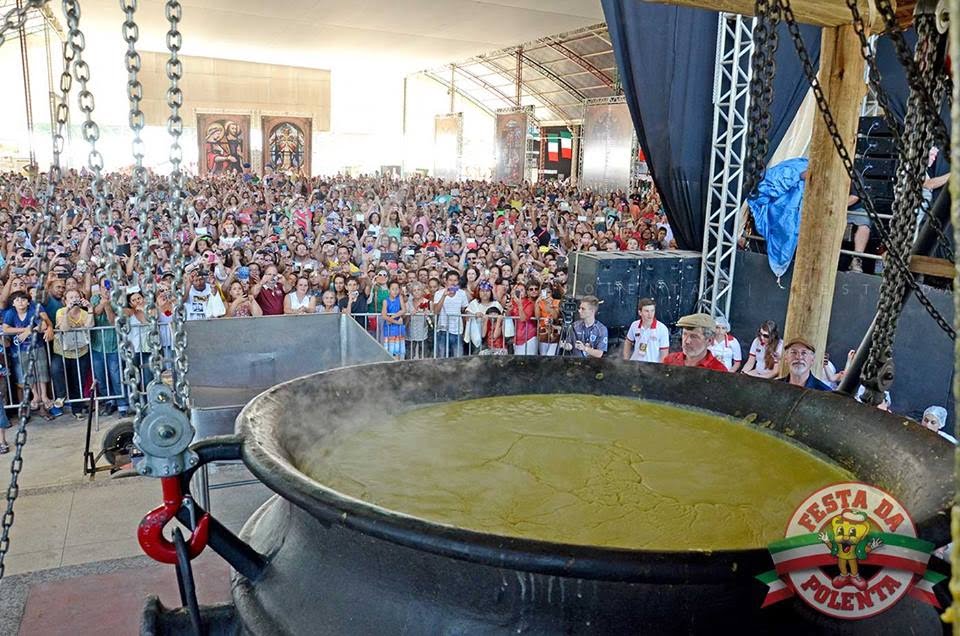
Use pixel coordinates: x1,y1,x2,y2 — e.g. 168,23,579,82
783,24,868,374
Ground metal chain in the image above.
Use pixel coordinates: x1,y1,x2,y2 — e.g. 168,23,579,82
121,0,164,386
164,0,191,410
779,0,956,349
862,14,947,399
0,0,46,49
875,0,951,150
744,0,780,197
0,0,72,579
846,0,955,261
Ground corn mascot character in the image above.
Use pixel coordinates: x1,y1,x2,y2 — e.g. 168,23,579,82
818,509,883,591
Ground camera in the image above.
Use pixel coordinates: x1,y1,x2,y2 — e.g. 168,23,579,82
561,297,578,326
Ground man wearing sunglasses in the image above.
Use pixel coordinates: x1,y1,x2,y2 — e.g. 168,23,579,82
781,337,832,391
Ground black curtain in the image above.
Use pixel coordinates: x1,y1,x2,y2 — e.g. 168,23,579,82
602,0,821,250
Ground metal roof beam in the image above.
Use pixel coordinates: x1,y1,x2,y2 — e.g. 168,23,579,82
474,58,577,123
514,51,585,101
537,38,614,89
422,71,495,117
451,64,518,107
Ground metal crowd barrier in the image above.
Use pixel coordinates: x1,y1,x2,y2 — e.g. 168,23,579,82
0,324,156,411
347,310,563,359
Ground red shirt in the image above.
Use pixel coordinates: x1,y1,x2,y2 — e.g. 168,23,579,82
662,350,729,372
510,298,537,345
257,287,285,316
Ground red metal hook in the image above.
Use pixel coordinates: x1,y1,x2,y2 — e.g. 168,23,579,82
138,476,210,564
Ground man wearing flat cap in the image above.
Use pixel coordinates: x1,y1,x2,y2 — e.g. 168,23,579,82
662,313,728,371
781,337,832,391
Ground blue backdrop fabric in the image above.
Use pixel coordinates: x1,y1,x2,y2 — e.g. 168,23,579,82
602,0,821,250
747,157,809,278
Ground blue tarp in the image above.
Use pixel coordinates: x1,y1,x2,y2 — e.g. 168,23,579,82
747,157,808,278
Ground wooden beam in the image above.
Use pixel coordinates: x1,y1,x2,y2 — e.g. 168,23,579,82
783,24,868,375
643,0,910,30
909,255,956,279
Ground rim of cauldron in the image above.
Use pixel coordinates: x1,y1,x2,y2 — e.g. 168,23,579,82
235,356,952,584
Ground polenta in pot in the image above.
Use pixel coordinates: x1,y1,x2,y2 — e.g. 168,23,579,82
300,394,850,551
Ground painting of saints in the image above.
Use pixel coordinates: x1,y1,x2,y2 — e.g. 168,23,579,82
224,121,245,171
269,123,305,172
205,123,237,174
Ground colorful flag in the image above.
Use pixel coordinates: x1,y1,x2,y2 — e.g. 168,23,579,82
560,130,572,159
547,134,559,162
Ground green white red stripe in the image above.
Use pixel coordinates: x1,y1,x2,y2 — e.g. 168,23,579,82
759,532,938,608
756,569,793,607
908,571,946,608
768,532,932,576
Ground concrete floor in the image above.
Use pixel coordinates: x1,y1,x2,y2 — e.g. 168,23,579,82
0,412,273,634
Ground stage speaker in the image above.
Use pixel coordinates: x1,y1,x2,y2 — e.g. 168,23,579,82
854,156,897,179
856,135,896,157
570,251,702,338
858,116,895,137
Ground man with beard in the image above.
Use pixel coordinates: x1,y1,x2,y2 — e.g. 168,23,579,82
662,313,728,371
781,337,832,391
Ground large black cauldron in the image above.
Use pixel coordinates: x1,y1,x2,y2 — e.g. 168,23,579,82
186,357,953,634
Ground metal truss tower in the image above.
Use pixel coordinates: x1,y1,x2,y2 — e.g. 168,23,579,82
697,13,755,319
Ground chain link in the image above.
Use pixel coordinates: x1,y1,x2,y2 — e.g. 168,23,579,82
846,0,955,261
0,0,46,49
164,0,191,410
121,0,164,388
744,0,781,197
778,1,955,351
0,0,70,580
862,14,950,401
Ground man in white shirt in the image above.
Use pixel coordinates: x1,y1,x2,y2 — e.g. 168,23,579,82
186,270,214,321
433,270,469,358
622,298,670,362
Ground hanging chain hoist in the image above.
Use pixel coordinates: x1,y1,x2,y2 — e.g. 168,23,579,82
775,0,955,344
744,0,781,198
0,0,72,580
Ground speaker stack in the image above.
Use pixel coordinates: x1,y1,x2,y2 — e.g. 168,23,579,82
849,116,898,272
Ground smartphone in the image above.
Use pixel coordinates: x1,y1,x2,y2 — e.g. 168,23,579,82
115,243,131,257
236,266,250,281
12,267,26,275
104,279,112,291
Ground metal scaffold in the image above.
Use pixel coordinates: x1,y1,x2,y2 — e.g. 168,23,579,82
698,12,755,319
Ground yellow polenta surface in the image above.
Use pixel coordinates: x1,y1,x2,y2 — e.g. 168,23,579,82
300,394,850,550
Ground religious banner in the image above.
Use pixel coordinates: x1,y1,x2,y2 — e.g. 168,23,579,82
539,125,576,181
581,101,634,191
495,111,528,184
262,115,312,177
197,113,250,176
433,114,462,180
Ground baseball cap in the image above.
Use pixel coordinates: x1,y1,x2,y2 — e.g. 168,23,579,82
783,337,816,352
676,313,716,330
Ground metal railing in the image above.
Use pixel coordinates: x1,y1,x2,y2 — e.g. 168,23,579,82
0,311,573,411
0,324,166,411
345,311,565,359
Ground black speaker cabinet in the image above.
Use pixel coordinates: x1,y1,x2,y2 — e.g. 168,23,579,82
570,251,702,338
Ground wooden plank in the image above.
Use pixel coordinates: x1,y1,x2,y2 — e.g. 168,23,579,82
783,24,868,377
643,0,910,30
909,255,956,279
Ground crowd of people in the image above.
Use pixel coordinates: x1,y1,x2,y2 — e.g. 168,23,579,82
0,166,949,452
0,168,674,431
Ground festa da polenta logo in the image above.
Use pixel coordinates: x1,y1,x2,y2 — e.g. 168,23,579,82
756,482,943,619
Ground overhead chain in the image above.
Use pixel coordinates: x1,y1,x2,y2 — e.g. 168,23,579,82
121,0,164,392
744,0,781,197
862,13,947,402
875,0,952,151
779,0,956,352
846,0,955,261
164,0,191,411
0,0,72,580
0,0,46,49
